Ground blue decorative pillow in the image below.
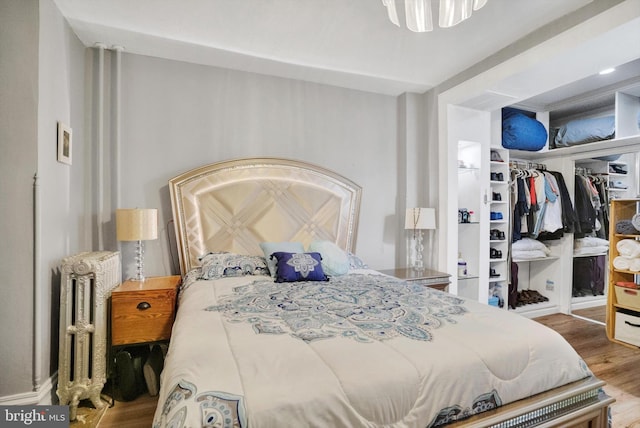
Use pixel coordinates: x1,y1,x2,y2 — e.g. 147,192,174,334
259,242,305,277
502,113,548,151
199,252,269,280
307,240,349,276
271,252,328,283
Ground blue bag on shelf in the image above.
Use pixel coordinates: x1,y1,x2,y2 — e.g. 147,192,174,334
502,108,548,151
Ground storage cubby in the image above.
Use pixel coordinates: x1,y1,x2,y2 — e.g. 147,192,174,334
488,146,509,308
606,198,640,349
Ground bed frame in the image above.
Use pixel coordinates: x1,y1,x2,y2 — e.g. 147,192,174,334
168,157,613,427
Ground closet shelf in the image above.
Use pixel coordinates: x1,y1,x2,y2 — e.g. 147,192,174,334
489,277,506,283
458,275,479,281
612,269,640,275
573,252,607,258
458,166,480,173
508,135,640,161
512,256,559,263
614,234,640,239
614,303,640,312
490,258,507,263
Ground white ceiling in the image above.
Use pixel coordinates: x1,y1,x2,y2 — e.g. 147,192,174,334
53,0,599,96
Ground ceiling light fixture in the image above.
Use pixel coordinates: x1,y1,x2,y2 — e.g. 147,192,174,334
599,68,615,75
382,0,488,32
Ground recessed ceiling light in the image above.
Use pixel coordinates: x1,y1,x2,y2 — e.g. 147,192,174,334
599,68,615,75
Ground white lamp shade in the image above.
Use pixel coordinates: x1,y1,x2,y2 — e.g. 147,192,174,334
405,208,436,230
116,208,158,241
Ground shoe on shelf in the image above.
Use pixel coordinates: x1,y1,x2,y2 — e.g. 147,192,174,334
490,212,503,220
490,150,504,162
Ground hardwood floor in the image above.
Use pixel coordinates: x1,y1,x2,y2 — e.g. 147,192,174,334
98,310,640,427
572,305,607,324
536,310,640,427
98,393,157,427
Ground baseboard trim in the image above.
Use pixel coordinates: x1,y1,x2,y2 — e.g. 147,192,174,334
0,372,58,405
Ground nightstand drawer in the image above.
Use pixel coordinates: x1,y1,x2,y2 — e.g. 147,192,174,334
111,287,177,345
378,268,451,292
409,278,450,291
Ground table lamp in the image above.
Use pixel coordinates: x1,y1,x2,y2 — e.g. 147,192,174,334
116,208,158,281
405,207,436,270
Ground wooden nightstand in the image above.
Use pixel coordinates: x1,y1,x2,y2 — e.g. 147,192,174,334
378,268,451,291
111,275,181,346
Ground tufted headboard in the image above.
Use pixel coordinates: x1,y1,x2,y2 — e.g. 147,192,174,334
169,158,362,275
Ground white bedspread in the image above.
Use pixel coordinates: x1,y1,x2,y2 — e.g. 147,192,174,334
152,270,591,428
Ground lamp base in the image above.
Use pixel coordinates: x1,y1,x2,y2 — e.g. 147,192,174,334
132,240,146,281
412,230,425,271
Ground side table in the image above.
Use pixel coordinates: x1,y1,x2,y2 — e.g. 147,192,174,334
378,267,451,291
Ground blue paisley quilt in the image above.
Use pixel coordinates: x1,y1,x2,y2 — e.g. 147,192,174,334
153,270,591,427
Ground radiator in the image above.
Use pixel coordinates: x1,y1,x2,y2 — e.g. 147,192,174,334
56,251,120,420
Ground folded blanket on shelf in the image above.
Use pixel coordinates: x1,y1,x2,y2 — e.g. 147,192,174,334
616,239,640,258
573,246,608,256
512,249,549,260
512,238,551,255
615,220,639,235
629,258,640,272
613,256,631,271
574,236,609,249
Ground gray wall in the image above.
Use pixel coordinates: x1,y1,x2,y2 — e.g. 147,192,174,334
0,0,89,400
116,54,404,277
37,0,90,393
0,0,39,397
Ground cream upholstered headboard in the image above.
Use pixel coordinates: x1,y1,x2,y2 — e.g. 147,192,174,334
169,158,362,275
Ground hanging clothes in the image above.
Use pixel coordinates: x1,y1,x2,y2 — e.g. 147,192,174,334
510,164,575,242
573,171,608,239
574,175,597,238
549,171,578,234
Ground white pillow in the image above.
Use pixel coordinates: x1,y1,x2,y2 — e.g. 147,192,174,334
512,238,549,254
307,240,349,276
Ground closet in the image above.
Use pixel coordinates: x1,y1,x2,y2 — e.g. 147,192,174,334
444,83,640,319
502,85,640,317
439,4,640,319
510,91,640,313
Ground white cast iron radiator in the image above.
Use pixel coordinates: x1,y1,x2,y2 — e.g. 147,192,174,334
56,251,120,420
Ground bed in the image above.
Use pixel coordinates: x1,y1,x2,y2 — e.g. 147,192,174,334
154,157,613,427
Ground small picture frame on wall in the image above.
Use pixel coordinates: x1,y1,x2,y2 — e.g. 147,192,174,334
57,121,72,165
